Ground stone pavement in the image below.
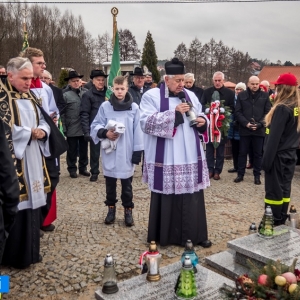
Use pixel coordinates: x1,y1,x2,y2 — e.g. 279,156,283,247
2,157,300,300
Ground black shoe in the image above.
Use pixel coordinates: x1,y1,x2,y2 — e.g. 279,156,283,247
234,175,244,183
198,240,212,248
124,208,134,227
40,230,44,238
228,168,237,173
38,254,43,263
70,172,77,178
254,176,261,185
41,224,55,232
79,170,90,177
90,174,98,182
105,206,116,224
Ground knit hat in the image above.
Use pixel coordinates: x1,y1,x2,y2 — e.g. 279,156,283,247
271,73,298,86
235,82,246,91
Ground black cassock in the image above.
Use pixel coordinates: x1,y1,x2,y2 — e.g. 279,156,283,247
147,190,208,247
2,208,41,269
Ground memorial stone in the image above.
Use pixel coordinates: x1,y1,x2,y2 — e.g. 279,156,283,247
206,225,300,279
95,261,234,300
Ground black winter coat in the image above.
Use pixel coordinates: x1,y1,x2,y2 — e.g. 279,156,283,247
235,88,271,137
129,84,150,106
185,84,204,103
49,83,65,115
200,85,234,112
80,85,107,134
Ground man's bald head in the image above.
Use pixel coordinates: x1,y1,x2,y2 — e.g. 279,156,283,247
248,76,260,92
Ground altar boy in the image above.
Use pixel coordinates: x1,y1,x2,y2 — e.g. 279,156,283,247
91,76,143,226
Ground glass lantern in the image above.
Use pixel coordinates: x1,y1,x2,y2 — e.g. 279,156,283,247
102,254,119,294
181,240,199,273
145,241,161,282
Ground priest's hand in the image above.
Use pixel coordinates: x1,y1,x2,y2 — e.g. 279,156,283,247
31,128,46,140
195,117,206,127
175,103,190,114
106,129,119,141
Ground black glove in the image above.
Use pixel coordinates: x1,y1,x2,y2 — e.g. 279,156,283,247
131,151,142,165
84,133,92,142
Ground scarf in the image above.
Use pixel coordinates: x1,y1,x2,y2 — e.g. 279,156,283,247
109,92,133,111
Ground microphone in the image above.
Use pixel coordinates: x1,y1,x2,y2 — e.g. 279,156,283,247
178,91,190,116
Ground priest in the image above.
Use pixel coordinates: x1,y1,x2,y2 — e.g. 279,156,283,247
0,57,51,268
140,58,211,247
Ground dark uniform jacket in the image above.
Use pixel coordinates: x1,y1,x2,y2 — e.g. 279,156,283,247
235,88,271,137
185,84,204,103
262,105,300,172
80,85,107,135
62,85,88,137
129,84,150,106
200,85,235,112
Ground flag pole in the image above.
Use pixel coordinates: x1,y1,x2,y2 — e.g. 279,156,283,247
22,8,28,33
111,7,118,47
21,8,29,51
105,7,121,100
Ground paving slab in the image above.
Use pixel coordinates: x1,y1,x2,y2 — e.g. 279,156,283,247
95,261,234,300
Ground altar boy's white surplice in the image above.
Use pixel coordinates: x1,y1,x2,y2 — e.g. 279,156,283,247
91,101,143,179
12,99,50,210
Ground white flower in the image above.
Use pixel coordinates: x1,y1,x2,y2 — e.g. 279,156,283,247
205,108,210,114
213,108,218,114
215,100,220,104
220,107,225,113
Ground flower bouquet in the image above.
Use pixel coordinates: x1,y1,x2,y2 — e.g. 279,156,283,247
204,94,231,148
220,258,300,299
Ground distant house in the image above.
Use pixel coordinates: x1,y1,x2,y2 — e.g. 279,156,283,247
258,66,300,89
102,61,140,76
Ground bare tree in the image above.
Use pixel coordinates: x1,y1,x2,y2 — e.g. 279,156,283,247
119,29,140,61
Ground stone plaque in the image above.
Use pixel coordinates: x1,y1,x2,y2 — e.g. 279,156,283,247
95,261,234,300
228,225,300,267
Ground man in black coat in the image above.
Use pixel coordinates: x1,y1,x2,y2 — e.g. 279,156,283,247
80,70,107,181
184,73,204,102
129,67,150,106
234,76,272,184
201,71,235,180
0,118,20,262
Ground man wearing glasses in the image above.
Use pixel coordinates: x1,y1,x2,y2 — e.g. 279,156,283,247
201,71,235,180
129,67,150,106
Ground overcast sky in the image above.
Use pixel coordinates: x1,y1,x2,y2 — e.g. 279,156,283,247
39,1,299,64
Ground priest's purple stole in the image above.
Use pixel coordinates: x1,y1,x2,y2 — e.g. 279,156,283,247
153,83,203,191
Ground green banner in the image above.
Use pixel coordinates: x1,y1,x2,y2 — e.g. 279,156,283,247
105,30,121,100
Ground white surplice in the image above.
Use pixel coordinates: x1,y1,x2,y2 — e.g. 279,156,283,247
90,101,144,179
12,99,50,210
140,88,210,195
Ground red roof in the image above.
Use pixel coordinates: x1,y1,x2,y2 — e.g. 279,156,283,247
224,81,236,88
258,66,300,89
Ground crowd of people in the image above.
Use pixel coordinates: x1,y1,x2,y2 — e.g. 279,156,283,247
0,48,299,270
